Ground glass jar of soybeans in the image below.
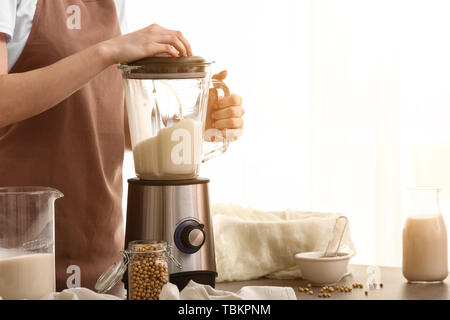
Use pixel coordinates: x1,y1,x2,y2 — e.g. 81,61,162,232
95,240,180,300
126,241,170,300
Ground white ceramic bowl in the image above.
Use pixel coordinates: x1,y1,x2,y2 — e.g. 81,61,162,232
294,251,352,285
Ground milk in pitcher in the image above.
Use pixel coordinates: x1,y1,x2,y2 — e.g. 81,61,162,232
0,252,55,299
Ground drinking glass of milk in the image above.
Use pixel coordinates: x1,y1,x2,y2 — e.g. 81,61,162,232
402,187,448,283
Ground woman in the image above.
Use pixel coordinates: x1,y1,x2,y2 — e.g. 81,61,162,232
0,0,244,291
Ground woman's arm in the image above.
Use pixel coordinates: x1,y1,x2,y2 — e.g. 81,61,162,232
0,24,192,129
0,34,6,75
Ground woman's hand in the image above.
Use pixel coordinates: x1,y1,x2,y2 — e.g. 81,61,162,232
100,24,192,65
205,70,245,141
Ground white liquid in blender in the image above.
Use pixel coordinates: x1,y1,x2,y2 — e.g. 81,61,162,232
0,252,55,299
133,118,203,180
402,214,448,282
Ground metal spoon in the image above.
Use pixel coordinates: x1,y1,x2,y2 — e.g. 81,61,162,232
323,216,348,257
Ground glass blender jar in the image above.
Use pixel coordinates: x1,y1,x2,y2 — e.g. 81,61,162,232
120,55,231,181
0,187,63,299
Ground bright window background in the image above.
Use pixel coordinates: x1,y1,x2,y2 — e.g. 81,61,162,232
123,0,450,267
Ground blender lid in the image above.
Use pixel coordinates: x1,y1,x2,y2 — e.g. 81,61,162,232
95,260,127,294
119,54,213,79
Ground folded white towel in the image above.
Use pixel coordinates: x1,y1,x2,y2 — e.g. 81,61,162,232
160,280,297,300
212,204,356,282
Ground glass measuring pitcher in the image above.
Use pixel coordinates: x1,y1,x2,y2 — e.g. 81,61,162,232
120,55,231,180
0,187,63,300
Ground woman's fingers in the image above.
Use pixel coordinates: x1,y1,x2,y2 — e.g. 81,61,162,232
210,93,244,129
158,34,187,56
214,118,244,129
217,93,243,109
169,30,193,56
148,24,193,56
147,42,180,57
212,106,245,120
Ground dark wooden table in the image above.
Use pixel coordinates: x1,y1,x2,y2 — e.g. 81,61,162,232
216,265,450,300
110,264,450,300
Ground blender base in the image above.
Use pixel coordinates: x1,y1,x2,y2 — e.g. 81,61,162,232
123,270,217,292
170,271,217,291
124,177,217,293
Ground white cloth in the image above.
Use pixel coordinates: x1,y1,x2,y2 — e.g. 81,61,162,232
1,282,297,300
40,288,121,300
160,281,297,300
0,0,128,72
0,288,120,300
212,204,356,282
1,281,296,300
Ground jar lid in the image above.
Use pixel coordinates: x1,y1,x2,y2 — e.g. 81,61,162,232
119,54,213,80
95,260,127,294
128,240,167,252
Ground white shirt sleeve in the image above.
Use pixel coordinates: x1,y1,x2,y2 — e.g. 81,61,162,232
0,0,17,41
114,0,128,35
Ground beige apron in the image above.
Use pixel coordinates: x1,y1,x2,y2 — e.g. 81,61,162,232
0,0,125,291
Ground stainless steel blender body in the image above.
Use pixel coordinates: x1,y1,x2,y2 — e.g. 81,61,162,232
125,178,216,290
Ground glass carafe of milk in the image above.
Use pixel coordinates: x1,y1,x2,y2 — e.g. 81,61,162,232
120,55,233,181
402,187,448,283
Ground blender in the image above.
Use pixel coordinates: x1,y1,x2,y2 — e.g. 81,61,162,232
119,55,231,291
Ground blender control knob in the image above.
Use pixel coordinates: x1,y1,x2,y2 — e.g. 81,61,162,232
174,220,206,254
181,224,205,249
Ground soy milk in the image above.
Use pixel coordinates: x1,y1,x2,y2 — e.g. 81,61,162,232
0,252,55,300
402,214,448,282
132,118,203,180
